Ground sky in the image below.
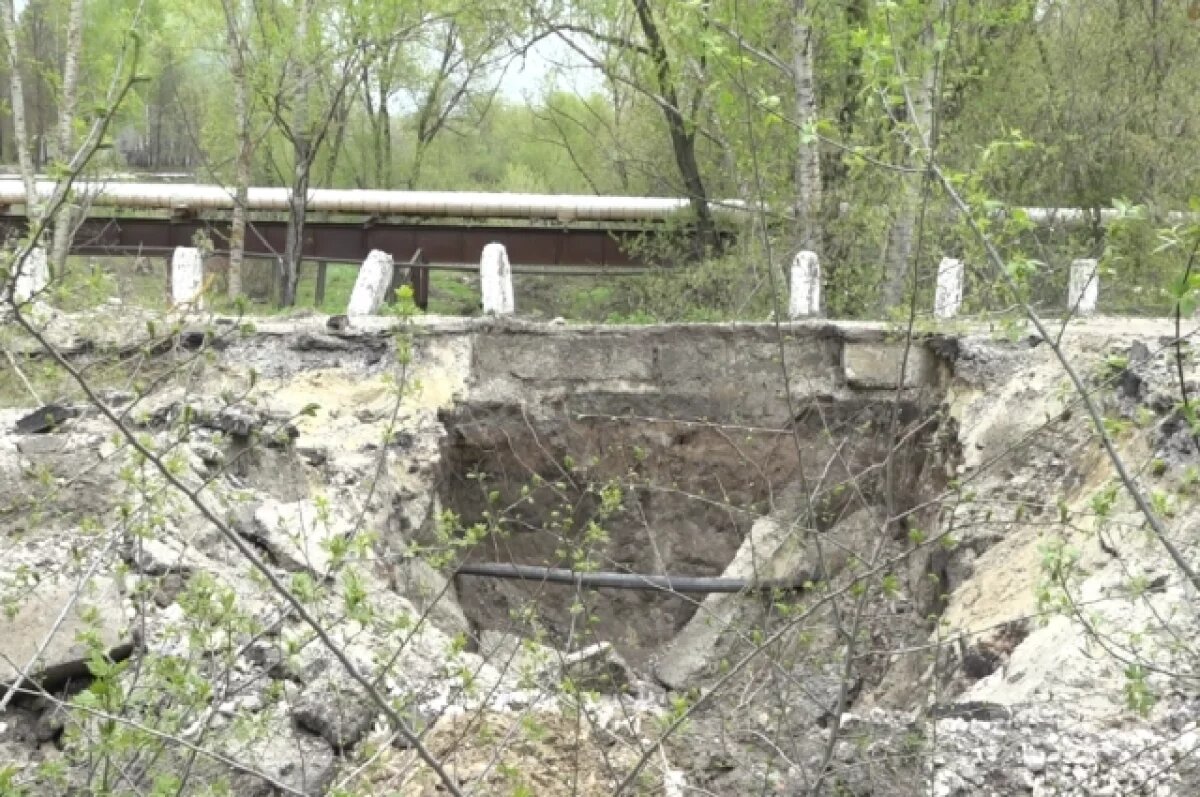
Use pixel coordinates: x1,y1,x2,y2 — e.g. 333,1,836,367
10,0,600,104
495,34,604,102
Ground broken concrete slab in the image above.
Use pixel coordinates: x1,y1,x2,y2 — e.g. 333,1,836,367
0,576,131,687
654,510,809,689
388,556,473,641
245,499,348,575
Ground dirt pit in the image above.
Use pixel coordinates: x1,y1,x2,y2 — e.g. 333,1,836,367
437,397,949,669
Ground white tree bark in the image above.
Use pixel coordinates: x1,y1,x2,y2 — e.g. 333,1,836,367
221,0,251,300
793,0,822,255
47,0,86,276
281,0,316,307
1,0,40,229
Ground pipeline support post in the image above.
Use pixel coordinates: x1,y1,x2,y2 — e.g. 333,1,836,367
1069,258,1099,316
934,257,964,319
789,250,820,318
481,242,514,315
170,246,204,310
10,247,48,304
347,249,395,317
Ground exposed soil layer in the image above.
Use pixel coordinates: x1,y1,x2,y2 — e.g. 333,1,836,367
439,397,948,667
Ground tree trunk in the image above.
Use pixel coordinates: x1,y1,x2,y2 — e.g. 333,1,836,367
792,0,821,255
281,0,314,307
222,0,251,301
880,2,940,312
48,0,84,277
282,151,309,307
1,0,40,229
632,0,718,256
321,98,349,186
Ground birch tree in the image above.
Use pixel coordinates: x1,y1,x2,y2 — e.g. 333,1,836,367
880,0,943,312
47,0,85,276
220,0,252,300
1,0,41,232
792,0,821,256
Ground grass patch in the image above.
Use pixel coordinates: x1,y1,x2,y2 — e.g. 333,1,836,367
428,271,481,316
28,255,681,321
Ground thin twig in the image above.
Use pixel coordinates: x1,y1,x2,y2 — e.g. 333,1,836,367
2,347,43,404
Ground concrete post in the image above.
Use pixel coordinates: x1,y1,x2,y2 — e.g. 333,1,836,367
11,247,48,304
481,242,514,315
171,246,204,310
788,250,820,318
1068,258,1099,316
934,257,964,319
346,249,395,316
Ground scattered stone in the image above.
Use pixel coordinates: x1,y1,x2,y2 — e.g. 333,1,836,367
13,404,80,435
244,498,349,575
34,702,68,743
556,642,635,694
292,673,380,751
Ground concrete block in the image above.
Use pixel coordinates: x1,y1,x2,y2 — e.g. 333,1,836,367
0,576,131,687
934,257,964,319
843,342,928,389
480,242,514,315
10,246,49,304
346,249,395,317
1068,258,1098,316
789,250,821,318
171,246,204,309
654,512,807,689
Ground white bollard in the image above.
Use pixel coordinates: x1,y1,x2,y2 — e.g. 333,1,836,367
346,249,395,316
933,257,964,319
480,242,514,315
788,250,820,318
11,247,49,304
1068,258,1099,316
171,246,204,310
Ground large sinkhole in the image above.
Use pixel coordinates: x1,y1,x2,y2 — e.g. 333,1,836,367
437,394,952,669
